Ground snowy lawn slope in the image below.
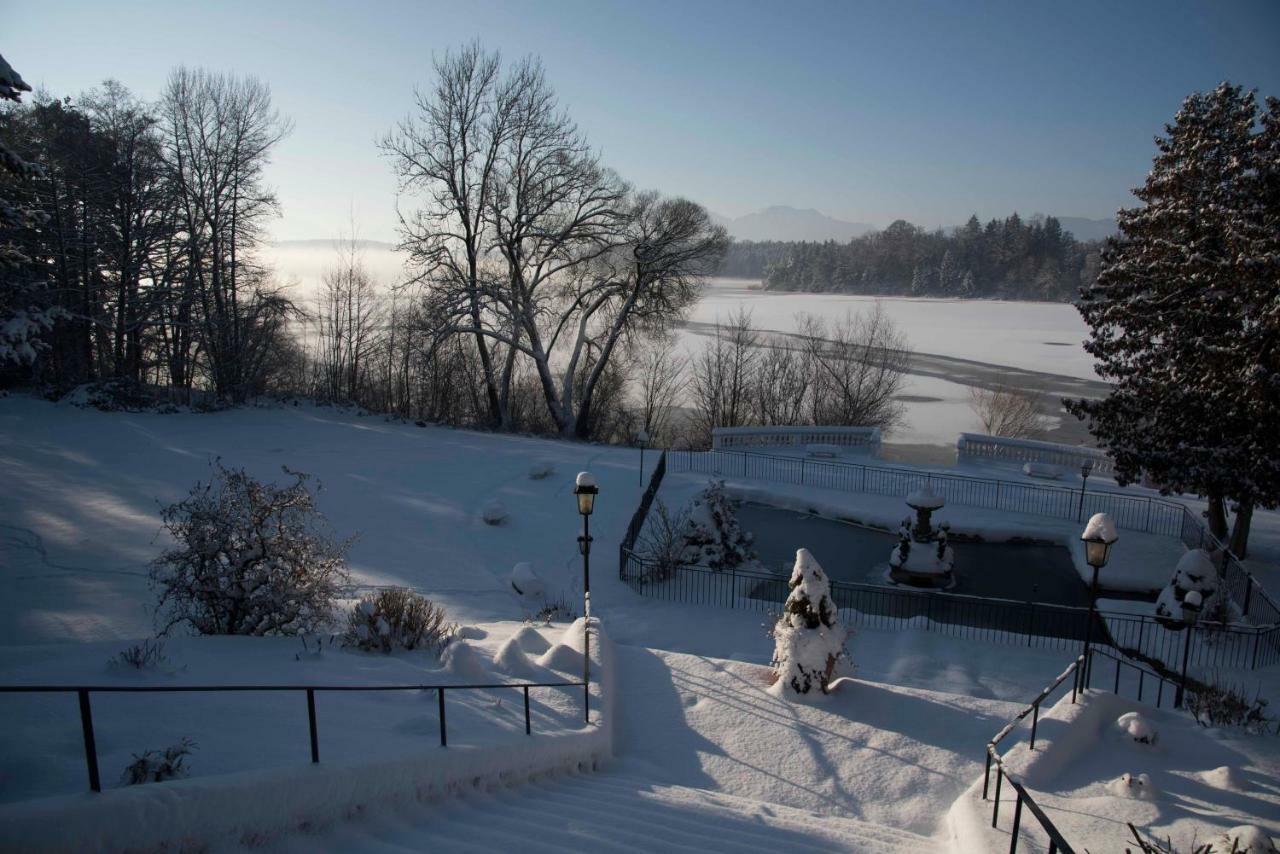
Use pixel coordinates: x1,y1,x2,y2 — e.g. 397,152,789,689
949,689,1280,853
0,619,612,853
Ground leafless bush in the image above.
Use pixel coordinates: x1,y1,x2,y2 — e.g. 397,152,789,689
110,639,168,670
122,738,196,785
1124,822,1242,853
343,589,456,653
799,305,909,431
637,499,691,581
526,592,579,625
150,462,352,637
969,380,1048,438
1187,681,1274,734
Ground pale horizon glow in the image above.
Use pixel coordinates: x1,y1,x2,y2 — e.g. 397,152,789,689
9,0,1280,242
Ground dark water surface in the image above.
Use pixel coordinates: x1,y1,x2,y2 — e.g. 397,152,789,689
736,502,1089,608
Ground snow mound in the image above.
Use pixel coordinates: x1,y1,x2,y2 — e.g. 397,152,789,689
528,461,554,480
537,642,584,674
492,637,546,680
1115,711,1158,745
1108,772,1157,800
1219,826,1278,853
510,562,544,598
510,625,551,655
1201,765,1246,791
456,625,487,640
481,500,509,525
441,641,490,682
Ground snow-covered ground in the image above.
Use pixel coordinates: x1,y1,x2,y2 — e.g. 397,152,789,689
2,396,1277,852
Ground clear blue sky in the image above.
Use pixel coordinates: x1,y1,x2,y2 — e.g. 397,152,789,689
10,0,1280,241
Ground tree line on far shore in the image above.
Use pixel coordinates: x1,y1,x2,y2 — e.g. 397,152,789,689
718,213,1102,302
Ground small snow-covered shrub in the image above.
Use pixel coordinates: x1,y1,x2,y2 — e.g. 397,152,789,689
150,462,352,636
1154,549,1220,625
110,639,168,670
65,378,155,412
481,499,509,525
1187,681,1274,734
770,549,847,696
526,591,579,625
510,562,545,597
122,738,196,785
343,589,455,654
681,481,758,572
1125,821,1273,853
528,461,554,480
1116,711,1158,744
637,499,691,581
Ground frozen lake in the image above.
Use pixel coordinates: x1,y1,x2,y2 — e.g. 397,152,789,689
690,278,1096,381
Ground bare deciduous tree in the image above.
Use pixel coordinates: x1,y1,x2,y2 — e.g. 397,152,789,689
970,380,1048,438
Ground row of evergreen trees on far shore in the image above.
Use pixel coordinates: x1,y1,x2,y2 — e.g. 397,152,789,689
718,213,1102,302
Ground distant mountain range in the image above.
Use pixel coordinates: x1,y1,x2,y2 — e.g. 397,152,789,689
711,206,876,242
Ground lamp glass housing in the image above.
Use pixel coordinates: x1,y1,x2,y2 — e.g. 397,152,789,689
1081,461,1093,479
1083,537,1112,569
575,485,598,516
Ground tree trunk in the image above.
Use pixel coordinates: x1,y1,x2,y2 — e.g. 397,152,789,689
1206,489,1228,541
1228,499,1253,560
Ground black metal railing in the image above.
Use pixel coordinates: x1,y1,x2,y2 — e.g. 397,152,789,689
981,649,1180,854
983,655,1083,854
0,679,586,794
664,449,1280,632
619,449,667,573
619,549,1280,670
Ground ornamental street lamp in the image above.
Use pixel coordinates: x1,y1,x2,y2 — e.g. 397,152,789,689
573,472,598,722
1175,589,1202,709
1080,512,1118,688
636,430,650,488
1077,461,1094,523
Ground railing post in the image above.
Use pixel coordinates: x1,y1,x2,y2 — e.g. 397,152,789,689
438,688,447,747
523,686,531,735
730,566,737,609
982,749,992,799
307,688,319,763
1008,791,1024,854
1242,575,1253,618
77,689,101,793
992,767,1003,826
1029,703,1039,750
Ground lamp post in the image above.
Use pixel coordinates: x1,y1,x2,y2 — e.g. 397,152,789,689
1077,461,1094,523
1080,513,1117,689
1175,590,1202,709
636,430,649,488
573,472,598,723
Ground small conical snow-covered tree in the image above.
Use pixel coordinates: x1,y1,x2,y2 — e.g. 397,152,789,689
771,549,847,696
680,480,758,572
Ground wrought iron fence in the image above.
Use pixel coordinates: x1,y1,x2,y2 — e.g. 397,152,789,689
664,449,1280,629
0,679,587,794
619,549,1280,670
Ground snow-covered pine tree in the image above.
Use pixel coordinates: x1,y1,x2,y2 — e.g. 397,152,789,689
0,52,59,366
938,250,957,295
771,548,846,696
1068,83,1280,558
680,480,759,571
958,270,976,297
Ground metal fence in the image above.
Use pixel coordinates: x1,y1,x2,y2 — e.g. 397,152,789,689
619,549,1280,670
665,449,1280,628
0,678,587,794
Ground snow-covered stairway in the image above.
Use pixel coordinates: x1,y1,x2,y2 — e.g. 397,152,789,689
261,770,938,853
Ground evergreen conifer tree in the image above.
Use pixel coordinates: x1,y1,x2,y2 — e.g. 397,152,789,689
1068,83,1279,557
770,549,846,695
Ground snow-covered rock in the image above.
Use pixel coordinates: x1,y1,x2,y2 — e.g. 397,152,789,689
456,625,487,640
1115,711,1157,745
528,461,554,480
510,562,544,597
1201,765,1246,791
1219,826,1278,853
1108,771,1157,800
481,499,509,525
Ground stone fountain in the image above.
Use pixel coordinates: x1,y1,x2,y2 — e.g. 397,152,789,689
888,483,955,588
